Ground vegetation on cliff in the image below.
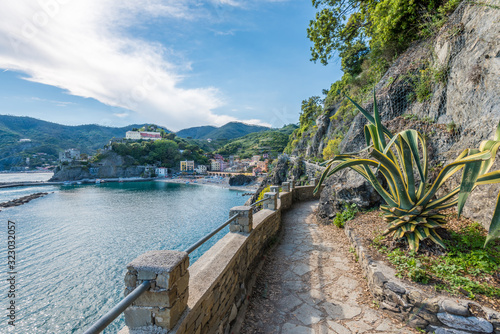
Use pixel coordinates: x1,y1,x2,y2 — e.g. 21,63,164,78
286,0,465,157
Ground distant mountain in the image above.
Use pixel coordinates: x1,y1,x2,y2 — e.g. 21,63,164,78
176,125,217,139
176,122,270,140
0,115,167,170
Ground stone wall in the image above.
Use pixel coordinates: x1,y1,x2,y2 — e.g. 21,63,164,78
119,183,317,334
345,223,500,334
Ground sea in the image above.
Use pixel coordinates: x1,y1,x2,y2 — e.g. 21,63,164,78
0,173,247,333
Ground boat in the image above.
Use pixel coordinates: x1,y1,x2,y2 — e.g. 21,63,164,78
95,179,101,184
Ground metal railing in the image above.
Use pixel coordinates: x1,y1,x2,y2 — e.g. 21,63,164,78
83,281,151,334
250,197,269,213
83,213,241,333
185,214,239,254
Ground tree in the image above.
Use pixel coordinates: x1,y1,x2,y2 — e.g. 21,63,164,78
307,0,453,68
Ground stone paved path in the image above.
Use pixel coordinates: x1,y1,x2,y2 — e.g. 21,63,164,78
240,200,417,334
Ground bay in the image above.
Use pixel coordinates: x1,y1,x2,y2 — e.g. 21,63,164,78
0,180,246,333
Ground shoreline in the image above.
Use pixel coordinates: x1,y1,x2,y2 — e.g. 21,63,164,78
156,177,259,193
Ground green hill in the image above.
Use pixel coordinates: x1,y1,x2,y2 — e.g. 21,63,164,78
215,124,298,159
0,115,168,170
176,122,269,140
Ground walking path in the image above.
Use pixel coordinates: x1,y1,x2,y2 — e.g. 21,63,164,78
240,201,417,334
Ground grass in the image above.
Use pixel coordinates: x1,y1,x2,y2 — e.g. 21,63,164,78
374,222,500,299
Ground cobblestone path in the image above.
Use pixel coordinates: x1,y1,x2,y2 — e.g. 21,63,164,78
239,200,416,334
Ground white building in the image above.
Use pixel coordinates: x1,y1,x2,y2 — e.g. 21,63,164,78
59,149,81,162
195,165,207,174
125,131,162,141
211,160,222,171
155,167,168,177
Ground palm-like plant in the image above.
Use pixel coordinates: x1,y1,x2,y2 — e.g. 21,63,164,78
315,92,500,251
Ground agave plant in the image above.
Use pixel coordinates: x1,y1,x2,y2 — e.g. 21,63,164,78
315,91,500,251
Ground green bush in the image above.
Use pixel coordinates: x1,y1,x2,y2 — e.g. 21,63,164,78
332,203,358,228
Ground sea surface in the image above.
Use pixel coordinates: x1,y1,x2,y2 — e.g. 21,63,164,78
0,175,247,333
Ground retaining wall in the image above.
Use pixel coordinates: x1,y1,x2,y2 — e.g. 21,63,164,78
345,224,500,334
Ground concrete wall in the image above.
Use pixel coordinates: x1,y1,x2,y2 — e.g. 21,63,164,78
119,184,318,334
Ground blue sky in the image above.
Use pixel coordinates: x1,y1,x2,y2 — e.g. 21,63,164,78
0,0,342,131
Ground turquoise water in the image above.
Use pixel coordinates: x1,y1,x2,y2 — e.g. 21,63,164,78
0,180,246,333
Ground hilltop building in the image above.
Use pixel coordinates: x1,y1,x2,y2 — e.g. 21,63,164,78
59,149,81,162
125,131,161,141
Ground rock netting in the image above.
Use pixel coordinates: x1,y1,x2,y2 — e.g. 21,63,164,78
345,224,500,333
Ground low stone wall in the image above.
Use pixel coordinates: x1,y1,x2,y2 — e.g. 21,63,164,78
345,224,500,334
119,183,316,334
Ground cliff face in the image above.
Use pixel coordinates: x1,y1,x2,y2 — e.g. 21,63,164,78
50,152,146,181
295,3,500,227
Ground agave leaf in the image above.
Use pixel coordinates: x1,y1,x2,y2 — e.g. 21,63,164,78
373,91,387,149
417,150,491,207
428,229,446,249
485,191,500,247
476,170,500,185
365,124,381,151
403,130,428,197
362,165,398,207
457,149,482,217
370,148,413,209
415,226,427,240
426,187,460,210
340,91,393,138
314,162,332,194
478,140,500,176
400,137,417,202
407,232,419,251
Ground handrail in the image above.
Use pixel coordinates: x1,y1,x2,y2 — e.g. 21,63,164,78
185,214,239,254
82,280,151,334
83,214,241,333
251,197,268,207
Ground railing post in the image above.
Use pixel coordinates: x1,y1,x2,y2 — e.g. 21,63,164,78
270,186,280,194
282,182,290,192
229,206,253,233
263,192,277,210
124,250,189,330
310,178,318,186
289,179,296,189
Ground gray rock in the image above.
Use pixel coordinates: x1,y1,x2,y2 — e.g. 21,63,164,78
441,300,471,317
427,325,473,334
437,312,493,333
385,282,406,295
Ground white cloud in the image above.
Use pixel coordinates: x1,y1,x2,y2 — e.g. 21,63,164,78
0,0,268,130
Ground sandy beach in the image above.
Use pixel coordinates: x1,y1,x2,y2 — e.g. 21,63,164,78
155,176,261,193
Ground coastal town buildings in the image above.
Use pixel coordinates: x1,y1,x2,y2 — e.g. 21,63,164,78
59,149,81,162
125,131,161,141
195,165,208,174
155,167,168,177
180,160,195,173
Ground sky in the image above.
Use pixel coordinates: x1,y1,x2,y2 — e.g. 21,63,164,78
0,0,342,132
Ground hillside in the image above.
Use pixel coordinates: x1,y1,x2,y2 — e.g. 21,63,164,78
176,122,269,140
215,124,297,159
0,115,164,170
285,2,500,227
